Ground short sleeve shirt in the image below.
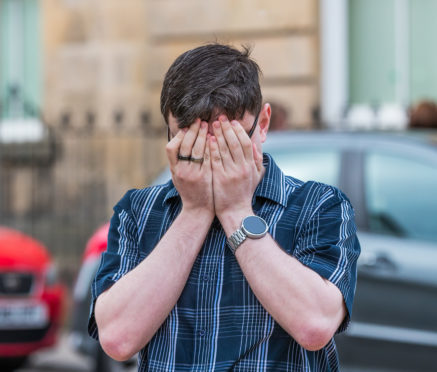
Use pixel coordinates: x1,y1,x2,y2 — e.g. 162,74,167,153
88,153,361,371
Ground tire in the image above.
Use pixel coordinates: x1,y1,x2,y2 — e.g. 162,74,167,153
0,357,28,372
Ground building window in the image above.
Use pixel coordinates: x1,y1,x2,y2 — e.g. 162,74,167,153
349,0,437,106
0,0,42,119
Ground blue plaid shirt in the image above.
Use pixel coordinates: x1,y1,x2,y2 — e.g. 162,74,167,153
89,153,360,371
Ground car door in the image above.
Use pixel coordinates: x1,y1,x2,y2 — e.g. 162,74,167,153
336,144,437,372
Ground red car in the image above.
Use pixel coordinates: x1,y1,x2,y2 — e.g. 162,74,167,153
0,227,65,370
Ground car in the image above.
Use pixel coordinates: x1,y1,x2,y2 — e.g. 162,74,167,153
0,227,65,371
73,130,437,372
264,130,437,372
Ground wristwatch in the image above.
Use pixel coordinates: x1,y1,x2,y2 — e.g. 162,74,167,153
227,215,269,254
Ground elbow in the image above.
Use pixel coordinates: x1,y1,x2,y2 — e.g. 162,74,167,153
95,295,142,361
99,326,138,362
289,318,335,352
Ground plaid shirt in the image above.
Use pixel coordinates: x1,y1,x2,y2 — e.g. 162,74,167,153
88,153,360,371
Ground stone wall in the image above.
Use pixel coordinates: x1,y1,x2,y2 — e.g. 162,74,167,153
1,0,319,282
147,0,320,129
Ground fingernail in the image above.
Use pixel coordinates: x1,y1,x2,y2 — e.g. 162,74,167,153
201,121,207,129
219,115,228,122
231,120,238,126
183,127,188,132
213,121,220,129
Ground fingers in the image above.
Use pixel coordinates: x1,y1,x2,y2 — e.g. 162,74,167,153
202,136,211,172
209,135,224,172
166,128,187,168
253,143,263,172
219,116,245,164
231,120,253,161
191,121,208,165
212,120,233,167
179,119,201,157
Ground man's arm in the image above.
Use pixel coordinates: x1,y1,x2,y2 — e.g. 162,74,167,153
95,121,213,361
96,209,211,361
224,222,346,351
210,116,350,351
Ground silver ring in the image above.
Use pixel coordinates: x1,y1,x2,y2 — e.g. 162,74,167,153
190,157,204,164
177,154,191,161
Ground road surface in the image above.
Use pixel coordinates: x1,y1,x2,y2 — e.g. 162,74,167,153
15,334,136,372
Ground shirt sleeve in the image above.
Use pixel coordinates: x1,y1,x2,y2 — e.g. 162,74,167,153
293,185,361,333
88,189,139,341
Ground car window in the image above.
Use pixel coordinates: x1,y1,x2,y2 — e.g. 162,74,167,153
269,148,340,186
365,151,437,242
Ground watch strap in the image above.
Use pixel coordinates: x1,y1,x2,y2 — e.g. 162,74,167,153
227,228,247,254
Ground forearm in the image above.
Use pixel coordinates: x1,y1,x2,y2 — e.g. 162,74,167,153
95,209,211,360
221,212,346,351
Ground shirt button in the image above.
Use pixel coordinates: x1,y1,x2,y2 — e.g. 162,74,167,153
202,275,209,282
198,329,206,337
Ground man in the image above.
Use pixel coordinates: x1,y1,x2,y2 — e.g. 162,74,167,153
88,43,360,371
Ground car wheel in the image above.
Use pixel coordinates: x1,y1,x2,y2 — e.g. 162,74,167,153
0,357,28,372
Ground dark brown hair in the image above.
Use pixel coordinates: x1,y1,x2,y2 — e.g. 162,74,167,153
160,43,262,128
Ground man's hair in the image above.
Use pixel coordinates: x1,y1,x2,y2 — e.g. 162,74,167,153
160,43,262,128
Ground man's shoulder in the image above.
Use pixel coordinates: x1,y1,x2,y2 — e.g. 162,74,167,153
113,181,173,218
283,177,350,210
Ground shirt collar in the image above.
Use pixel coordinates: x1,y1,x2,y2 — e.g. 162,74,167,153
163,152,287,207
163,179,180,206
254,153,288,207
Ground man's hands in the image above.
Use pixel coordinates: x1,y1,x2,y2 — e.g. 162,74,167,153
166,119,214,223
209,116,264,231
165,115,264,233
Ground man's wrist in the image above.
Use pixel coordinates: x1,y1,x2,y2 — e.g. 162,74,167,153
218,208,254,237
226,213,269,254
180,207,214,225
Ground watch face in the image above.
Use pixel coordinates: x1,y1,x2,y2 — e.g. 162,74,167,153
242,216,268,238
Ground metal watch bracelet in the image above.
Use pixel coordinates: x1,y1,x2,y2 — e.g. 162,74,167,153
227,229,247,254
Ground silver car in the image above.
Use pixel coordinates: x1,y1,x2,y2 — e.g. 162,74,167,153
264,130,437,372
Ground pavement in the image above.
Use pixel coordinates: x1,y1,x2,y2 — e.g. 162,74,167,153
15,333,136,372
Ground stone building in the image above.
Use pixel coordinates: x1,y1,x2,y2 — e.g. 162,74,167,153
0,0,319,278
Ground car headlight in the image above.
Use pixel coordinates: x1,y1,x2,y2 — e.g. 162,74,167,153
44,263,59,287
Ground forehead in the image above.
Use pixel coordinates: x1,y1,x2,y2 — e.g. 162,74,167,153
168,111,255,127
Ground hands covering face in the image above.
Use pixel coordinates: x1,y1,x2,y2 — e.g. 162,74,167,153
166,119,214,221
166,116,264,226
